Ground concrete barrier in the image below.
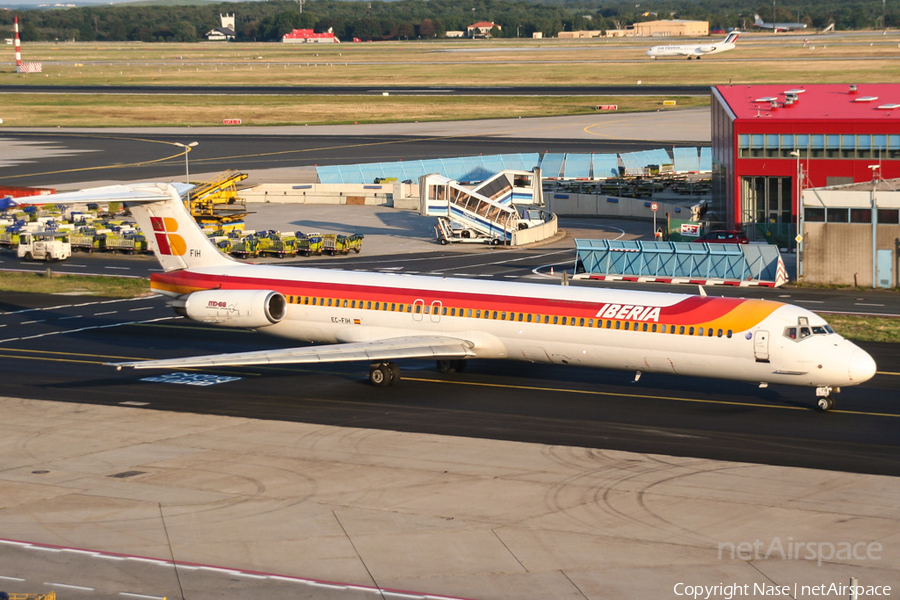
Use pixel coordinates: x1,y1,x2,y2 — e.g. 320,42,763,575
546,193,688,221
240,182,419,208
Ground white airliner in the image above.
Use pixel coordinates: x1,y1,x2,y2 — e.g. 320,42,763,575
25,183,876,411
753,14,808,31
646,32,740,59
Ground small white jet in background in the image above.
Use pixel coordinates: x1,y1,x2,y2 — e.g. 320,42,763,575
646,31,740,59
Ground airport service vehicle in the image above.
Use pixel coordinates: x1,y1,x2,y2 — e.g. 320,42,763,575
646,32,740,59
24,183,877,411
692,230,749,244
17,231,71,261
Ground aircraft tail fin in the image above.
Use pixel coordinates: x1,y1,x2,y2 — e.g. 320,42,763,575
753,14,764,25
724,31,740,44
27,183,235,272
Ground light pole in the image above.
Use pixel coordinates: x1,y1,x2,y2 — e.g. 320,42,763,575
174,141,198,184
790,150,801,282
869,164,880,288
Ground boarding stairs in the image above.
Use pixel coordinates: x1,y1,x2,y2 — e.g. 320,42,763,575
420,170,540,243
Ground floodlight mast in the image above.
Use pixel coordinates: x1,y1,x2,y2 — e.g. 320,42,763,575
173,141,199,184
869,164,880,288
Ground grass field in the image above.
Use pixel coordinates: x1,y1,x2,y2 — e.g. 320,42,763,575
1,32,899,126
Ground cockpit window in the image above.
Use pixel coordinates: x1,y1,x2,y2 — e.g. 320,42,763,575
786,322,837,342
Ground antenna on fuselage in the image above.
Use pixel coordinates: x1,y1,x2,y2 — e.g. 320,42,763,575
698,285,707,297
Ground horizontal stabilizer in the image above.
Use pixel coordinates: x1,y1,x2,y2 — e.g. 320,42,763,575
109,335,476,370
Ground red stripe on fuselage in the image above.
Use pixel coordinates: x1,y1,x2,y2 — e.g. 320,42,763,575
152,270,768,329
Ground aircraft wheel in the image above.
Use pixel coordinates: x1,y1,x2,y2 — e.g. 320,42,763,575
369,363,393,387
440,238,448,245
388,362,401,385
436,359,456,374
816,396,834,412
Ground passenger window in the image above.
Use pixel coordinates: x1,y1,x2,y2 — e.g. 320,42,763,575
476,310,481,318
679,326,685,335
689,327,695,336
501,312,507,320
606,320,612,328
615,321,621,330
492,311,498,320
642,323,649,332
553,316,559,324
651,324,658,333
561,317,567,325
727,330,733,338
698,327,704,336
588,319,593,327
717,329,723,337
580,318,585,327
527,314,532,323
624,322,630,330
661,324,667,333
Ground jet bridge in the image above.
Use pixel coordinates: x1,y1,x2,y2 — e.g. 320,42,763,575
421,169,548,245
573,239,788,287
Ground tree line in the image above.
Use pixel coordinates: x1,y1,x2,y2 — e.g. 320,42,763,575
2,0,896,44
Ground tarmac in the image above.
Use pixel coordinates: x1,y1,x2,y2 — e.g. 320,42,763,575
0,111,894,599
1,397,898,599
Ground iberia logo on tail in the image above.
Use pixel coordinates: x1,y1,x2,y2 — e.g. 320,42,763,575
150,216,187,255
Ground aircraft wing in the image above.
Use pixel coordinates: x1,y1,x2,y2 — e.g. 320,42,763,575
108,335,476,370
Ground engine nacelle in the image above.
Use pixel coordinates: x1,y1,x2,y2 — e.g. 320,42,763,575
174,289,287,328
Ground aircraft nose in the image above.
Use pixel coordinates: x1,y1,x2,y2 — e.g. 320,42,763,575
848,349,877,383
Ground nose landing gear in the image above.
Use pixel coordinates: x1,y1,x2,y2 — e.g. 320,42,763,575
815,386,838,411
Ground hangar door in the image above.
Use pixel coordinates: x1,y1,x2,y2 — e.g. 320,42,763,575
740,176,794,245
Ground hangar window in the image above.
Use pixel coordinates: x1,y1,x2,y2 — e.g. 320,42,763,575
888,135,900,159
841,135,857,158
765,134,780,157
850,209,872,223
804,208,825,222
825,134,841,158
809,134,825,158
750,134,765,158
856,135,872,158
827,208,849,223
879,209,900,224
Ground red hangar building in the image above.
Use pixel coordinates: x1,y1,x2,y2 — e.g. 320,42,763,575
711,84,900,241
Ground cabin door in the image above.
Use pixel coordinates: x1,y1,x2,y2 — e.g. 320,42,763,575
753,330,770,363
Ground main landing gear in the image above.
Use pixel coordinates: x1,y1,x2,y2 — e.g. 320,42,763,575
369,361,401,387
436,359,467,374
815,386,838,412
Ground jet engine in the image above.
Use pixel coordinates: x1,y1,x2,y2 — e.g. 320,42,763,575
173,289,287,328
